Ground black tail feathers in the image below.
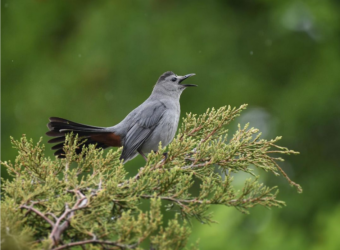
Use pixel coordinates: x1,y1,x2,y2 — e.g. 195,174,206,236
46,117,111,158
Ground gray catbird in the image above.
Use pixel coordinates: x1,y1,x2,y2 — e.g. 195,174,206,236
46,71,196,162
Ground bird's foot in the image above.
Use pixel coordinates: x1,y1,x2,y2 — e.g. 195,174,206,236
162,152,168,162
138,150,148,162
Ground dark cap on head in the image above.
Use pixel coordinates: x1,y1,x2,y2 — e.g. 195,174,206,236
158,71,175,82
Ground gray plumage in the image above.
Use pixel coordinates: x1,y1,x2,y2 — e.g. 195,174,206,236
46,71,196,162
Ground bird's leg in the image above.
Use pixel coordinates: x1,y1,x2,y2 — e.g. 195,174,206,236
162,152,168,162
138,149,148,161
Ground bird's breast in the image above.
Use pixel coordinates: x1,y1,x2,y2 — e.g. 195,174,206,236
140,108,180,153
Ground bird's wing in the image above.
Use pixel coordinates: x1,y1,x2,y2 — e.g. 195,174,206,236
120,101,166,161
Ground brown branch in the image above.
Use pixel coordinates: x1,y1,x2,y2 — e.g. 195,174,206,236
49,204,72,245
64,162,69,183
140,194,276,207
186,125,205,137
141,195,196,208
52,239,138,250
267,150,296,154
270,158,303,193
49,190,89,246
117,159,214,188
46,212,59,222
181,160,213,170
117,167,145,188
20,204,54,227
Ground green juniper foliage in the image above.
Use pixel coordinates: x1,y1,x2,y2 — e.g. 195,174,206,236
1,105,301,250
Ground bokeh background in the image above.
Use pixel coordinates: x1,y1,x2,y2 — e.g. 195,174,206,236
2,0,340,249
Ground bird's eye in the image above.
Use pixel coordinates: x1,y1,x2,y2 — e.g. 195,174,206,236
171,77,177,82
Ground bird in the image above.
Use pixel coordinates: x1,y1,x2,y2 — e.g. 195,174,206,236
46,71,196,162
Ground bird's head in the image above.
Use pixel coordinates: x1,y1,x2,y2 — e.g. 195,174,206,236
153,71,196,97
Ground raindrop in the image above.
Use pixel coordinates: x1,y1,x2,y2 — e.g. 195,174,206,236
250,51,254,55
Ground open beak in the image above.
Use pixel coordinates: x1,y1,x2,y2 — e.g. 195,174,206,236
179,73,197,87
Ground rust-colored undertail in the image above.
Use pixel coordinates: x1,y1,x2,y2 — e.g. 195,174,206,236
46,117,121,158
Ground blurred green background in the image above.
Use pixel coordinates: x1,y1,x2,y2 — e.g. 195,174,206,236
2,0,340,249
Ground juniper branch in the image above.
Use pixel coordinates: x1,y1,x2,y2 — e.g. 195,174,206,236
52,239,138,250
20,203,54,227
140,195,283,207
48,190,88,246
269,158,302,193
1,104,301,249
